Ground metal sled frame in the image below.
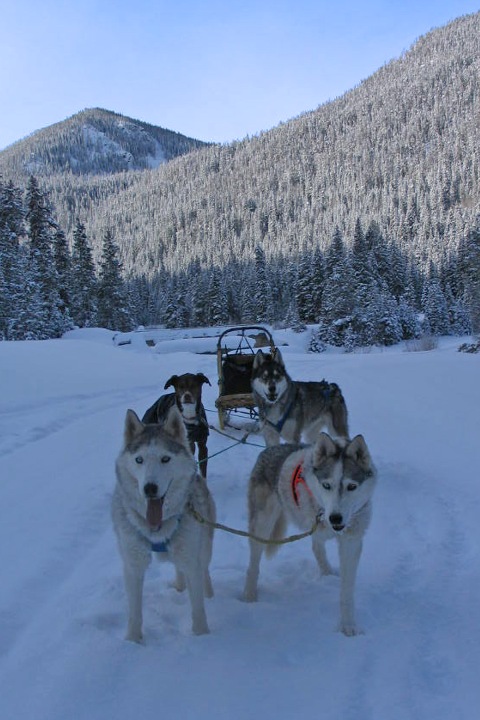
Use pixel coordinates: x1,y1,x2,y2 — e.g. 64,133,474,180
215,325,276,429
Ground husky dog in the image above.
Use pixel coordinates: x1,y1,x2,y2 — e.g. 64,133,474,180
112,406,215,642
142,373,211,478
243,432,376,636
251,349,349,446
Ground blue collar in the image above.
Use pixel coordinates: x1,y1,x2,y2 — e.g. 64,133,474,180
140,515,181,553
151,539,170,553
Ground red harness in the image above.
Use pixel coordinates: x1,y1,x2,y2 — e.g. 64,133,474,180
291,462,313,506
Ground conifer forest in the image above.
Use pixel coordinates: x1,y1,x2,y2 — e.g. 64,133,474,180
1,12,479,347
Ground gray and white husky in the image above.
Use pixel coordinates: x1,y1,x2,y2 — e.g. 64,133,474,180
251,349,349,446
112,406,215,642
243,432,376,636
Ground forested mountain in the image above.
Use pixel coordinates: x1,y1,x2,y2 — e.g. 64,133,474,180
0,108,209,177
1,12,479,344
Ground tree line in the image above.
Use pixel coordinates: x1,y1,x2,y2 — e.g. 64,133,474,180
1,175,479,346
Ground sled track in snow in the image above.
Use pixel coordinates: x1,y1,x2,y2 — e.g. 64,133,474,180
0,385,158,457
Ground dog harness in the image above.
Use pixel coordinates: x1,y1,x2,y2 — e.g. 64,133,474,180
263,388,298,434
143,516,181,553
291,462,313,506
263,382,332,434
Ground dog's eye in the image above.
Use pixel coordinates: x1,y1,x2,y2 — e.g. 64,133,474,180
347,483,357,492
161,456,171,464
322,482,331,490
135,456,144,465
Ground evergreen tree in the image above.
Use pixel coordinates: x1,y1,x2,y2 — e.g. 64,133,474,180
53,228,73,319
253,246,272,324
398,283,421,339
70,219,98,327
376,281,403,345
208,267,228,326
310,246,325,322
422,266,450,336
295,248,314,323
349,218,379,346
458,217,480,336
0,178,24,338
25,176,69,337
97,229,133,331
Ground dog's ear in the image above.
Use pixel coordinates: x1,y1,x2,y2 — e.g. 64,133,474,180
164,375,178,390
197,373,211,386
345,435,374,474
124,409,144,446
163,405,190,450
253,349,266,368
273,348,284,367
313,432,338,466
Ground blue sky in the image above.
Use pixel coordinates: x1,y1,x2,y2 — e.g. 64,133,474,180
1,0,478,150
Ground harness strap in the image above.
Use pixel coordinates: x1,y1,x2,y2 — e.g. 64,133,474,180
291,462,313,506
264,388,297,434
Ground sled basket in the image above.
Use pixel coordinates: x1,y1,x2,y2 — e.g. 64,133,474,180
215,325,276,429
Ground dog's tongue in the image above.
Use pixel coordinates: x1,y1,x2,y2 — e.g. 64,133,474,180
146,498,163,529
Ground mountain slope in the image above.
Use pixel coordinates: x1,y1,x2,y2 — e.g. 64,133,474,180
66,11,479,277
0,108,209,177
1,13,479,283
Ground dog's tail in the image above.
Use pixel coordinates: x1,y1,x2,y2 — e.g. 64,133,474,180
329,383,350,439
265,511,287,558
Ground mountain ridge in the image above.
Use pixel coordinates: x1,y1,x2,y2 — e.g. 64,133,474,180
0,12,478,282
0,107,210,177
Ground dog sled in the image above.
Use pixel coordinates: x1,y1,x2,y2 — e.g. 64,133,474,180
215,325,276,429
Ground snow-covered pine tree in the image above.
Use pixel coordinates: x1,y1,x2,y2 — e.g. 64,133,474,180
25,176,69,338
70,219,98,327
208,267,228,326
319,238,354,346
398,281,421,339
349,218,378,346
53,228,73,324
422,264,450,336
253,246,272,324
0,178,24,338
295,248,315,323
458,217,480,336
97,229,133,331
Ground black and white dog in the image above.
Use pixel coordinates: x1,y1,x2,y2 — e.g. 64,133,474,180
142,373,211,477
251,349,349,446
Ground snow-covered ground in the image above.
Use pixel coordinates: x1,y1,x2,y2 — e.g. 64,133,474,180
1,326,479,720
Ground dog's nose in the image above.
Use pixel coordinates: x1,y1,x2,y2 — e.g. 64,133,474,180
182,393,194,404
144,482,158,498
329,513,344,528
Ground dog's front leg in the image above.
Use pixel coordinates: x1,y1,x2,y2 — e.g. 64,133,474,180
262,424,281,447
123,559,148,643
243,539,264,601
311,531,336,576
185,565,209,635
337,535,363,636
197,440,208,478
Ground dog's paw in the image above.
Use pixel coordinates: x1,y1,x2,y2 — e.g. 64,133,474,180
125,630,144,644
242,589,258,603
321,565,338,577
192,621,210,635
338,622,364,637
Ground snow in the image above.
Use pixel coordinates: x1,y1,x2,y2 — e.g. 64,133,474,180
1,327,479,720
